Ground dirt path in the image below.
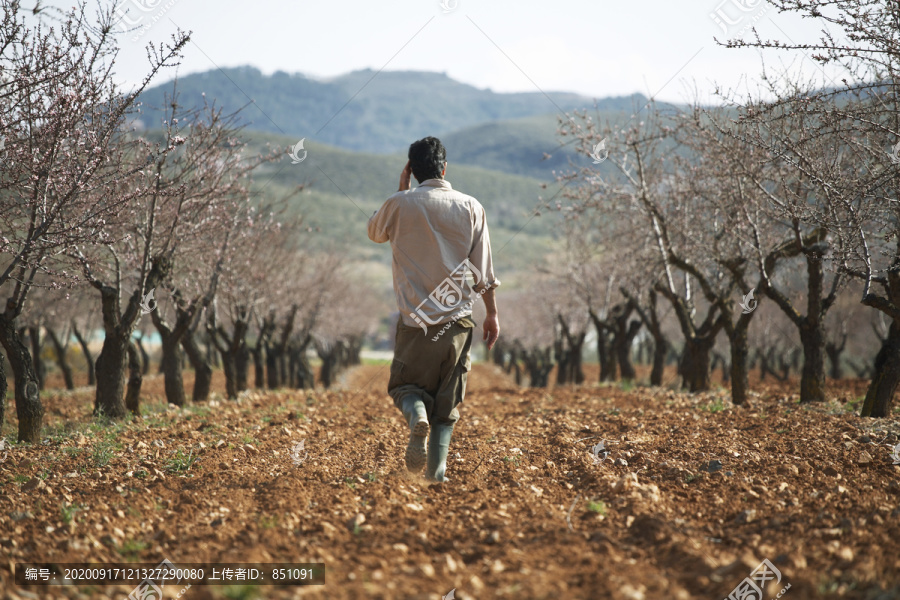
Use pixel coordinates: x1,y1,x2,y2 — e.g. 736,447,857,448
1,364,899,599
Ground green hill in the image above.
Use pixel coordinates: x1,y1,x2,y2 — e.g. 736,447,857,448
134,66,640,155
440,112,620,179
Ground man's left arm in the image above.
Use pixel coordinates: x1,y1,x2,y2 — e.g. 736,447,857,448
481,288,500,350
468,202,500,293
468,202,500,348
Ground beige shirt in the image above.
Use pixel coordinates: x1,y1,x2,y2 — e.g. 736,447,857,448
368,178,500,333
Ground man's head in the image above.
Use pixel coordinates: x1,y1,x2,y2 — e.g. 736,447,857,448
408,136,446,183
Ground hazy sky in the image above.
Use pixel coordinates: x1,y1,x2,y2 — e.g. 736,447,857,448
40,0,842,105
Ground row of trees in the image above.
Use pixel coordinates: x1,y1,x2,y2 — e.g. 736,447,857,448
0,1,373,442
9,245,367,401
498,0,899,418
495,286,881,388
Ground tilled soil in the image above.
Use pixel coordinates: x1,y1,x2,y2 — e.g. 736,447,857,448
1,364,899,600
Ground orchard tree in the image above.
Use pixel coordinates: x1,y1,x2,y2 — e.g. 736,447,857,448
313,265,379,389
713,90,848,403
497,281,559,388
669,105,837,404
72,94,268,417
253,235,328,392
141,100,278,408
206,211,314,398
35,288,80,390
557,204,637,382
0,1,188,439
560,106,726,393
720,0,900,407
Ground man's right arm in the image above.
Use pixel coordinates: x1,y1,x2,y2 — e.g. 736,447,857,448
367,200,392,243
369,161,411,242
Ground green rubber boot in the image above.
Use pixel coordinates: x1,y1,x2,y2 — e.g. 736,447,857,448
400,396,429,473
426,422,455,482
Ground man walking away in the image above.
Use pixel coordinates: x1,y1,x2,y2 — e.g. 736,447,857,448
367,136,500,482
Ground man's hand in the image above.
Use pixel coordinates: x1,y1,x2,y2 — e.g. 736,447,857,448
398,160,412,192
482,313,500,350
480,288,500,350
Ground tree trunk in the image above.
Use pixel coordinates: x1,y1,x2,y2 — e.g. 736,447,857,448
28,326,46,391
718,353,731,384
94,258,170,419
554,338,570,386
589,311,616,382
204,334,213,366
555,316,586,386
206,334,220,368
622,290,669,387
728,322,750,405
512,351,522,386
605,300,641,381
0,351,6,429
95,335,129,418
521,346,553,388
296,354,315,389
680,337,715,392
150,316,184,407
236,345,249,392
860,321,900,418
277,351,288,388
46,327,75,390
758,348,772,381
650,338,666,386
266,342,280,389
286,343,297,388
570,336,585,384
211,313,249,401
826,340,845,379
655,281,723,394
557,355,570,385
251,346,265,389
135,335,151,375
0,313,44,442
317,342,337,389
264,308,292,389
153,292,214,407
71,321,96,386
348,337,362,365
181,333,212,402
615,320,641,380
642,339,654,365
799,324,827,403
159,336,186,407
125,341,143,415
221,352,237,399
597,331,615,382
290,336,315,389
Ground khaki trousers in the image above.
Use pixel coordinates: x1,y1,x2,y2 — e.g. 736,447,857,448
388,316,474,425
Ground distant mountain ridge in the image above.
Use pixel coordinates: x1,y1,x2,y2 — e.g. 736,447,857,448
135,66,646,156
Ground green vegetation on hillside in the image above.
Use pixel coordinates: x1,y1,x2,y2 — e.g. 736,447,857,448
135,66,642,154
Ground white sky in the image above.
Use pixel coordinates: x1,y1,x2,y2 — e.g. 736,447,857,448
39,0,843,106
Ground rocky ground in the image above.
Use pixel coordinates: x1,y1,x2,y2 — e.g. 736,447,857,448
1,363,899,599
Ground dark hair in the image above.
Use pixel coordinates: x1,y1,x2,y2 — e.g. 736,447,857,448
408,137,446,183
